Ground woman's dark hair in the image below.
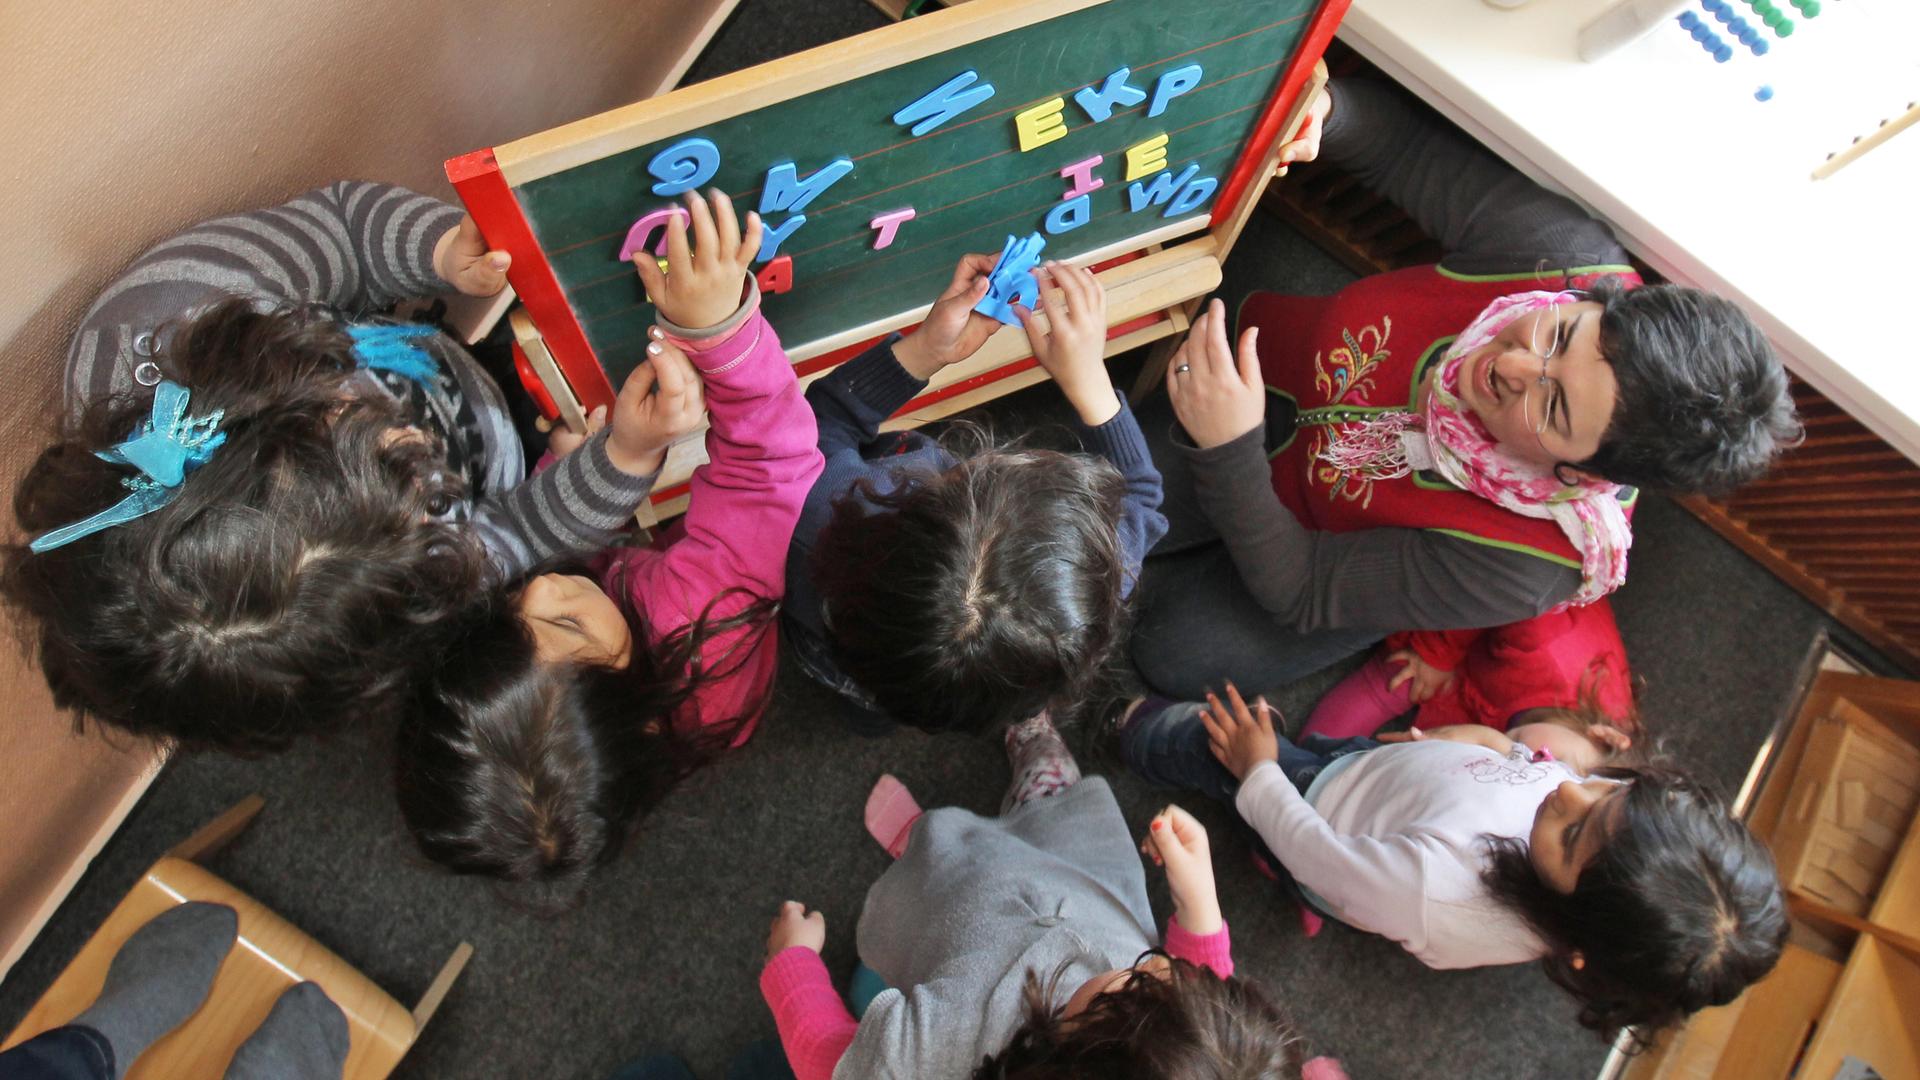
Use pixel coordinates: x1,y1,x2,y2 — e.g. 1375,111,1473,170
973,954,1303,1079
394,561,774,910
1,300,483,753
810,441,1131,736
1576,278,1801,495
1483,767,1787,1044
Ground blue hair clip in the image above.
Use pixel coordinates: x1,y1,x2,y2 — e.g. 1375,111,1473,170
348,323,441,385
29,381,227,554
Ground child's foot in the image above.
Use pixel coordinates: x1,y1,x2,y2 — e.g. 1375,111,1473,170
221,982,348,1080
1001,711,1082,814
864,775,922,859
74,901,237,1078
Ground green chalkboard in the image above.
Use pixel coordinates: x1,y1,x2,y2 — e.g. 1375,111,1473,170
495,0,1320,391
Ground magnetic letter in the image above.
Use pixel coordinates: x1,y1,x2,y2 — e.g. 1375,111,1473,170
755,254,794,296
973,232,1048,326
1044,194,1092,235
1147,63,1203,118
617,207,691,262
757,215,807,263
869,208,917,250
1014,97,1070,153
1166,175,1219,217
759,158,855,216
1060,155,1105,199
647,137,719,196
1124,135,1169,182
1127,163,1200,213
1073,66,1148,122
893,70,996,136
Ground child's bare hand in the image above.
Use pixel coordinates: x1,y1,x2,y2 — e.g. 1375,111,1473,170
1587,724,1633,754
1140,804,1223,935
1200,683,1279,782
1167,299,1264,449
633,189,763,331
766,901,826,962
1385,649,1455,704
606,330,705,476
1015,261,1118,426
434,215,512,297
543,406,608,459
1273,86,1331,177
894,253,1001,380
1375,728,1426,744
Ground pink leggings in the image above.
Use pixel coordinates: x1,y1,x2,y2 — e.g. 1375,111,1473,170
1300,651,1415,740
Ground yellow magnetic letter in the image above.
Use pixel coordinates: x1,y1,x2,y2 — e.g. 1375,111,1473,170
1014,97,1070,152
1125,134,1170,181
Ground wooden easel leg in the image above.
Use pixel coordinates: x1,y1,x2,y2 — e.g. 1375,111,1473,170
411,942,474,1031
165,794,266,863
1129,301,1194,403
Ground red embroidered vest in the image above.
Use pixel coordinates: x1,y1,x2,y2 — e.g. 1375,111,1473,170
1240,263,1640,569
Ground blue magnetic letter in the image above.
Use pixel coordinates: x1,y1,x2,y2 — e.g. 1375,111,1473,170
973,233,1048,326
1127,163,1200,213
1147,63,1204,118
1166,174,1219,217
893,70,996,136
648,137,720,196
759,158,855,216
756,215,807,264
1073,67,1148,123
1044,194,1092,235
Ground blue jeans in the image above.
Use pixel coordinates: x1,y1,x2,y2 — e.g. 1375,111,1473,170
0,1027,113,1080
1120,699,1380,805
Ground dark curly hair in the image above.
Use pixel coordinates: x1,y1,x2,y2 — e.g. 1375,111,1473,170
810,440,1131,736
1576,278,1800,495
394,560,774,911
973,953,1303,1079
2,300,483,753
1483,766,1787,1045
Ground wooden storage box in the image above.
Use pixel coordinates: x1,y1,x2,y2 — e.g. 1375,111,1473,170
1770,702,1920,916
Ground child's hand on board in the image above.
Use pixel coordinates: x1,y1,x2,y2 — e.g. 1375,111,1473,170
633,189,764,330
893,252,1002,380
1167,299,1265,449
1201,682,1280,782
541,410,605,459
766,900,826,962
604,329,707,476
1385,649,1456,704
1140,804,1224,935
1273,86,1331,178
1015,260,1118,426
433,215,512,297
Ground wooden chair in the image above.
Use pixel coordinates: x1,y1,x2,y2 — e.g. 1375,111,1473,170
1,796,470,1079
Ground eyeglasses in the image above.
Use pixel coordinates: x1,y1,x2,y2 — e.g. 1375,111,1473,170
1521,303,1569,454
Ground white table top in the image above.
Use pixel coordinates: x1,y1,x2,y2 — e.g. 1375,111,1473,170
1341,0,1920,462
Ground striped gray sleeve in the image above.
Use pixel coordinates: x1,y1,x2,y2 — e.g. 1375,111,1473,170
65,182,465,414
473,429,660,578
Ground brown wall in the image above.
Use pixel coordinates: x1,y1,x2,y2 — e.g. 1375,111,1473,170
0,0,734,978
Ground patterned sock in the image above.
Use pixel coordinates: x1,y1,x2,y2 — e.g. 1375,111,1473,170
864,775,923,859
1001,711,1082,814
73,902,237,1079
222,982,348,1080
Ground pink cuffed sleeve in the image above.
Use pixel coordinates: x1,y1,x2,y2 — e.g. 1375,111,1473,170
759,947,860,1080
1164,914,1234,978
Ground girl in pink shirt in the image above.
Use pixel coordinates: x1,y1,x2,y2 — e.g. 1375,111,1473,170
396,191,823,903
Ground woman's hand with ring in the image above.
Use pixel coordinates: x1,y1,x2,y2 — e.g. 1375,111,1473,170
1166,298,1265,449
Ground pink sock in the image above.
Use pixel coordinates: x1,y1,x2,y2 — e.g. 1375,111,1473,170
1301,652,1413,740
864,775,922,859
1302,1057,1350,1080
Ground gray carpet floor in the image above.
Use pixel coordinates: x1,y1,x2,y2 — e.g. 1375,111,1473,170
0,4,1893,1078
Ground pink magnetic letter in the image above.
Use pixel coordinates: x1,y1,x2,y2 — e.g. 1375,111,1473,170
869,208,917,250
1060,155,1105,199
617,207,691,262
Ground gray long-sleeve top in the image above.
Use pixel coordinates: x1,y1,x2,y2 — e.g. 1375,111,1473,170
1181,79,1634,635
65,180,656,578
